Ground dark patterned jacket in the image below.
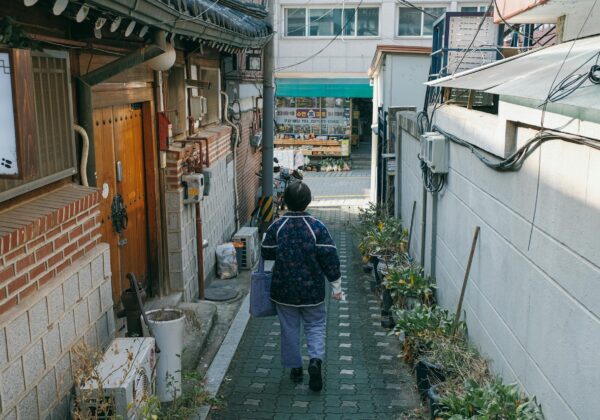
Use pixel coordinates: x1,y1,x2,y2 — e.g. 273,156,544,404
261,212,341,306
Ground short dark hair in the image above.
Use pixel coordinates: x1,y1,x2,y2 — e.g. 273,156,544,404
284,182,311,212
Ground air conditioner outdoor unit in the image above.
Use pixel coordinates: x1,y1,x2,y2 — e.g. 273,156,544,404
420,132,448,174
77,337,156,419
190,95,208,120
233,226,260,269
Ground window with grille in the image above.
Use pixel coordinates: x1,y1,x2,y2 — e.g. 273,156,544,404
0,49,77,202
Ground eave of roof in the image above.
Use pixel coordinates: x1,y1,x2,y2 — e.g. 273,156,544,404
87,0,272,50
427,34,600,107
368,45,432,77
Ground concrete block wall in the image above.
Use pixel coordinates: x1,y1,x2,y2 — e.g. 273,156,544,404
0,245,114,419
397,113,600,420
165,189,199,302
165,129,237,293
202,156,236,281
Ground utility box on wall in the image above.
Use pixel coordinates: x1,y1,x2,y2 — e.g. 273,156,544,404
182,173,205,203
420,132,449,174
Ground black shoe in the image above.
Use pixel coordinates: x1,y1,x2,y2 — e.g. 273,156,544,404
308,358,323,392
290,367,303,383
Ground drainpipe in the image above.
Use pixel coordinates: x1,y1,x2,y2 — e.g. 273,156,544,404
431,193,438,279
221,91,241,230
261,0,275,226
420,186,427,268
73,124,89,187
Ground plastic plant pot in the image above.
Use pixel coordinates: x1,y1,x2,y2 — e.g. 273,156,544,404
145,309,185,402
427,384,443,420
416,358,446,400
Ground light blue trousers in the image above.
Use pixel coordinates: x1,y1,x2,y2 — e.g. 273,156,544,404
275,303,327,368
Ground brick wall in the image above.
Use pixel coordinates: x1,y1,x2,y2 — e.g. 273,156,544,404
235,110,262,223
0,185,102,315
0,185,115,419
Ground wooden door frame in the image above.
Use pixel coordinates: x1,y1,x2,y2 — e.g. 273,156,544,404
92,85,163,299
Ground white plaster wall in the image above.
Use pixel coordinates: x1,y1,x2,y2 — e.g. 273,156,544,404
398,114,600,420
381,54,430,109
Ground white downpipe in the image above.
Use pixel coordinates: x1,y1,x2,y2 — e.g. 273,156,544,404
221,91,241,230
74,124,89,187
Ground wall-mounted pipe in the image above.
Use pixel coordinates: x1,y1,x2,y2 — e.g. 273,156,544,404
221,91,241,230
74,125,90,187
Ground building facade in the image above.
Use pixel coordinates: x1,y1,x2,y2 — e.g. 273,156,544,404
0,1,270,417
391,1,600,418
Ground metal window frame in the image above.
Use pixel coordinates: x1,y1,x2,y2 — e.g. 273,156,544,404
282,6,381,39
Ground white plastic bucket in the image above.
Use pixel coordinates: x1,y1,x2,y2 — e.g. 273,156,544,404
144,309,185,402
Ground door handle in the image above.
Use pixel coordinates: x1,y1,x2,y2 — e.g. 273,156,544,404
116,160,123,182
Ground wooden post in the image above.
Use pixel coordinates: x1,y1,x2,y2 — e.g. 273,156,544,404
407,200,417,253
453,226,480,333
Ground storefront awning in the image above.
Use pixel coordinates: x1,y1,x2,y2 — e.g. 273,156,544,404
276,78,373,98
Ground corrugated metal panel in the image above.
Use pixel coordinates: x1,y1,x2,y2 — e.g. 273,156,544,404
0,50,76,202
426,35,600,108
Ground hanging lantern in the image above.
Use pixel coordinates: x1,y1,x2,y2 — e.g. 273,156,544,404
139,25,149,38
23,0,39,6
95,17,107,30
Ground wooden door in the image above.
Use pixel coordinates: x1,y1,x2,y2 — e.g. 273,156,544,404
93,104,149,304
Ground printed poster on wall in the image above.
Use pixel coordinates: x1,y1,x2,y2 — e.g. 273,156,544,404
0,52,18,176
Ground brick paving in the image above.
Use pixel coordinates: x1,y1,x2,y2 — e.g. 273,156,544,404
208,207,420,420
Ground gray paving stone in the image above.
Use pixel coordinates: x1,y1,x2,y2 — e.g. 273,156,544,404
244,399,260,406
208,207,420,419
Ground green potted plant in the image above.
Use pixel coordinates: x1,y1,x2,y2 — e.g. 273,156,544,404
434,378,544,420
384,263,436,309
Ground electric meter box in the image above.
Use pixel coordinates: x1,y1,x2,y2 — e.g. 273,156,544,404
420,132,449,174
183,173,205,204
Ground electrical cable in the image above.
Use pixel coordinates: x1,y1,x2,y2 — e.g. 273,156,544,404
396,0,440,19
492,0,543,47
274,0,364,71
546,51,600,102
433,125,600,172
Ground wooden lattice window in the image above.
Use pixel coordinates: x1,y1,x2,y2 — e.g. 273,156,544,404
0,49,76,202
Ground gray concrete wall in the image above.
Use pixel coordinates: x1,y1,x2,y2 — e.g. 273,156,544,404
0,244,115,419
397,113,600,420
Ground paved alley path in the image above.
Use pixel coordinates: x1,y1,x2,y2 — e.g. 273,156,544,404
208,208,420,419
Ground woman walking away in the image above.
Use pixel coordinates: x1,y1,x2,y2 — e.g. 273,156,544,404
261,182,343,392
